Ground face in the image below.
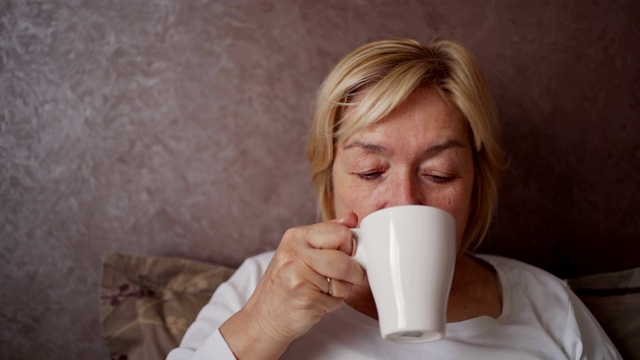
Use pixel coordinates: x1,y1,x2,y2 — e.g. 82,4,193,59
332,87,475,251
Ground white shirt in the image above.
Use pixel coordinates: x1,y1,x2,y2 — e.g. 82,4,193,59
167,251,621,360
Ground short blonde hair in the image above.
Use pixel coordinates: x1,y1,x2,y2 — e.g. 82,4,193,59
307,38,505,252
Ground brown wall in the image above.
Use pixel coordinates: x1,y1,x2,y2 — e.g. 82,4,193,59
1,1,638,358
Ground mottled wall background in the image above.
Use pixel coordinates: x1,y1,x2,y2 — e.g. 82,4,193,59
1,0,638,359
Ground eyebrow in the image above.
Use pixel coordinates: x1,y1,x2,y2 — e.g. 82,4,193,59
343,139,468,157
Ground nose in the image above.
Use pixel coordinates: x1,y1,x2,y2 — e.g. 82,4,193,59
387,171,424,207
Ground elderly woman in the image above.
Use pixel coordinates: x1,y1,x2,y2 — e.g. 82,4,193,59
168,38,620,359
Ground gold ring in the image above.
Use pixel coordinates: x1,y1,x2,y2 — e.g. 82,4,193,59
326,277,333,296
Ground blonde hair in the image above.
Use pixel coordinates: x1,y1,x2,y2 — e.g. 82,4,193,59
306,38,505,252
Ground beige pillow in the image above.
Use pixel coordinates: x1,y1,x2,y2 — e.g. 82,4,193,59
100,252,235,360
100,252,638,360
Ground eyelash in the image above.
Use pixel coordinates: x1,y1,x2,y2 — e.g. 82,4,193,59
426,175,454,184
357,171,383,180
356,172,455,184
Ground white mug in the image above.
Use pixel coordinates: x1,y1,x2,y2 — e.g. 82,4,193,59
351,205,456,343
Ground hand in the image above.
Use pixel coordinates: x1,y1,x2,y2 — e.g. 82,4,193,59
219,212,366,359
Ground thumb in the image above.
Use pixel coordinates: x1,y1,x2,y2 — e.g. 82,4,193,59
330,211,359,256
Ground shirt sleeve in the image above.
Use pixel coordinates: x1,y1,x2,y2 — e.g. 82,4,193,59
480,254,623,360
166,329,235,360
566,290,622,360
166,251,274,360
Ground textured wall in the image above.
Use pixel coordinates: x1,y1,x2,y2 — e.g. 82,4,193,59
1,1,638,359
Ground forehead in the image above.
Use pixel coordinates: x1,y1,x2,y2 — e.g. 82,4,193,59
339,87,470,147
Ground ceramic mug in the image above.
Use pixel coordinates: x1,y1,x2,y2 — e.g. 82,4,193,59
351,205,456,343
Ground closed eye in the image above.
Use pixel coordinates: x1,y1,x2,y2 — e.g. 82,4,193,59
357,171,384,180
425,174,455,184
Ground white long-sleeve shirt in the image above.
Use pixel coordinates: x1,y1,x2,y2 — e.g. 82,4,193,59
167,251,621,359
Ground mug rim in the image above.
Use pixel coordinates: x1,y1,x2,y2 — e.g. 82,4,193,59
360,205,454,226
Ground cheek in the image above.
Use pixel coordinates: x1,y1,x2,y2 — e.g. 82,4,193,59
440,183,473,251
331,170,379,224
331,168,352,217
420,177,473,251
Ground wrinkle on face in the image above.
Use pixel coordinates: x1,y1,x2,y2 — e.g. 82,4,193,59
331,87,475,251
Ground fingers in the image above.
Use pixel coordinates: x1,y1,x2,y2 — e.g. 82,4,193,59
306,248,365,286
281,218,365,287
294,213,358,255
306,272,353,299
330,212,358,255
323,277,353,299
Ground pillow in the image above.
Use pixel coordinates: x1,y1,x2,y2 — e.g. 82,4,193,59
100,252,638,360
567,267,640,360
100,252,235,360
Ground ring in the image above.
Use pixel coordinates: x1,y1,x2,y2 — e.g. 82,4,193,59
326,277,333,296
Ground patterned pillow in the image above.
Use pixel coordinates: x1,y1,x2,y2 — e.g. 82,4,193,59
568,267,640,360
100,252,235,360
100,252,638,360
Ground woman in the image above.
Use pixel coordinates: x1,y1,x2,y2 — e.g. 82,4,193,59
168,38,620,359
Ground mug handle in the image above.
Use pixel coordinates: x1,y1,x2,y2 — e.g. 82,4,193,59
350,228,367,270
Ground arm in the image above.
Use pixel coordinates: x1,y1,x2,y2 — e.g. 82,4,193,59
566,290,622,360
167,213,365,360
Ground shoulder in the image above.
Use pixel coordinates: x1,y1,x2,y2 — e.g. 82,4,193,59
205,250,276,306
241,250,276,271
226,250,275,285
476,254,567,290
476,254,622,358
475,254,551,274
475,254,575,320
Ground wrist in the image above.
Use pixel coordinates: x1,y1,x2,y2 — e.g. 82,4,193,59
219,307,290,360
